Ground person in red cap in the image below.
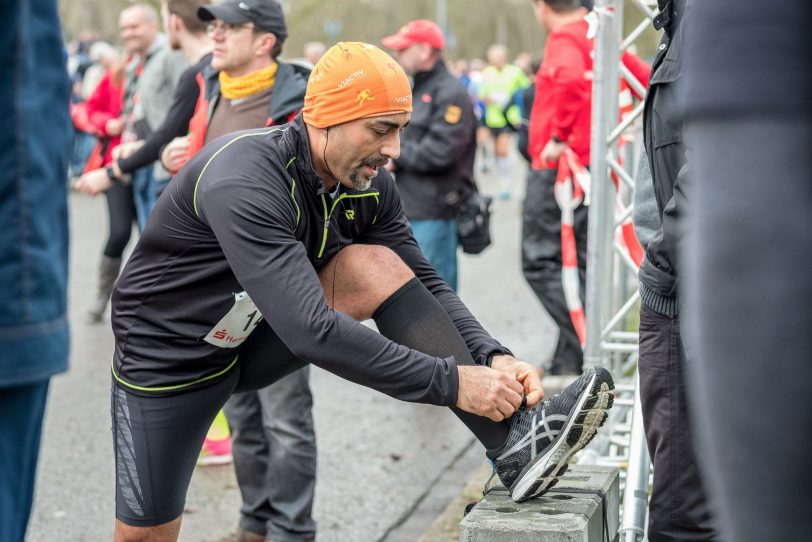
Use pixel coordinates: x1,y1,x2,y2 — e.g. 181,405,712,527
106,41,614,541
380,19,477,292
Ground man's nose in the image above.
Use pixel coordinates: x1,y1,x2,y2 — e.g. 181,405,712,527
381,132,401,160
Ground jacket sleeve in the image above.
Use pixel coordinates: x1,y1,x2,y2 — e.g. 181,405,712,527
195,147,459,406
118,64,199,174
639,160,690,307
361,173,513,365
621,50,652,97
85,74,119,137
394,85,475,175
546,33,590,141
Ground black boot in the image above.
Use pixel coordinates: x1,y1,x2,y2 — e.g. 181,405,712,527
88,256,121,323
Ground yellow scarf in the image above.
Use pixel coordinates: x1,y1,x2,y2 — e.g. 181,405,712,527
219,63,277,100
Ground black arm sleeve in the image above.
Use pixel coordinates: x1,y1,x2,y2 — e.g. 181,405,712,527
117,63,199,174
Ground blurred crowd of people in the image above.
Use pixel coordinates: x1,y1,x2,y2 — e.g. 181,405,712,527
66,25,543,192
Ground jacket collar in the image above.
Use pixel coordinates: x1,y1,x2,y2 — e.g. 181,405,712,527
287,113,330,194
413,58,446,89
653,0,683,36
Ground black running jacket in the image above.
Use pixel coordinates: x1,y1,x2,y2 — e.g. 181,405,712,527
111,114,510,402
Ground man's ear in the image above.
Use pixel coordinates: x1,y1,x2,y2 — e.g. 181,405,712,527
256,33,277,57
170,13,183,35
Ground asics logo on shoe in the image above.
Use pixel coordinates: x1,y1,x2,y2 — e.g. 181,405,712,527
496,409,568,460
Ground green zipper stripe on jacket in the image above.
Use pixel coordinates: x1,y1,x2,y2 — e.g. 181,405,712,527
317,191,381,258
111,355,240,392
372,193,379,224
285,156,301,229
193,126,288,217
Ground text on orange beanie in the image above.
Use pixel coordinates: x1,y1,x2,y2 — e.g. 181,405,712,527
303,42,413,129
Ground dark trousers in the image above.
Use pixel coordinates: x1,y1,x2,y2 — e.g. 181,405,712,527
521,168,587,374
638,303,716,541
103,180,136,258
0,381,50,542
686,116,812,542
225,368,317,542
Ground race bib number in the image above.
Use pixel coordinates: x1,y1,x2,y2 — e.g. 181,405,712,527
204,291,264,348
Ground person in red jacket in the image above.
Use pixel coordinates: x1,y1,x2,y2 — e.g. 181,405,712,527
523,0,650,375
83,62,125,167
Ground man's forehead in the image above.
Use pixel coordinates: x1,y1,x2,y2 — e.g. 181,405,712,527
366,113,411,129
120,7,147,26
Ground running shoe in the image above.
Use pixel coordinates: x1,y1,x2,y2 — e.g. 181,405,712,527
197,435,233,466
490,366,614,502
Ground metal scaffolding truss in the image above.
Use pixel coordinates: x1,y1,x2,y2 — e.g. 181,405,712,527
577,1,661,541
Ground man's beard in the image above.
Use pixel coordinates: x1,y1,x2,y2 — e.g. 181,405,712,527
349,156,388,191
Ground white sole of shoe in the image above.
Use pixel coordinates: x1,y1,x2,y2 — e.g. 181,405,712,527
196,454,233,467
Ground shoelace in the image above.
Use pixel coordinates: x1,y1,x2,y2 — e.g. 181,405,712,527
483,461,498,495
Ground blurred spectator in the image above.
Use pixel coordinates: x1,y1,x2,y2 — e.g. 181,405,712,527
76,0,213,202
515,57,541,163
478,44,529,198
513,52,533,76
82,41,120,99
524,0,649,376
466,57,490,170
382,19,478,291
303,40,326,66
0,1,71,541
105,3,189,231
82,2,170,324
633,0,717,539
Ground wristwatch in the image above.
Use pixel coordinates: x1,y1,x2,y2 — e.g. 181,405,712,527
106,164,122,183
551,134,565,144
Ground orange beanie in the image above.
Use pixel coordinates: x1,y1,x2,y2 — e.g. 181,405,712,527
303,42,413,129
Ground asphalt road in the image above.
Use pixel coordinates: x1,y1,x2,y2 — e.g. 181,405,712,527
26,158,557,542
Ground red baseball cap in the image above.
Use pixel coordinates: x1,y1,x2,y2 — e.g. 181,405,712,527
381,19,445,51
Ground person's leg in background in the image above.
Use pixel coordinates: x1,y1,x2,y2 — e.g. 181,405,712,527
686,117,812,542
225,368,317,542
197,410,232,466
521,169,583,375
0,382,50,542
476,124,493,174
88,181,136,322
493,129,514,199
131,165,155,232
637,304,715,541
410,219,459,291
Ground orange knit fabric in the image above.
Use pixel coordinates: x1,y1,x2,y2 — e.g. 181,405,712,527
303,42,413,128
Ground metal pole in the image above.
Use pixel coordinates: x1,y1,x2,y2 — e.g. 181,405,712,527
436,0,448,37
584,0,620,370
621,376,651,542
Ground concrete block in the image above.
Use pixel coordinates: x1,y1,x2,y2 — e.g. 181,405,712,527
459,465,619,542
